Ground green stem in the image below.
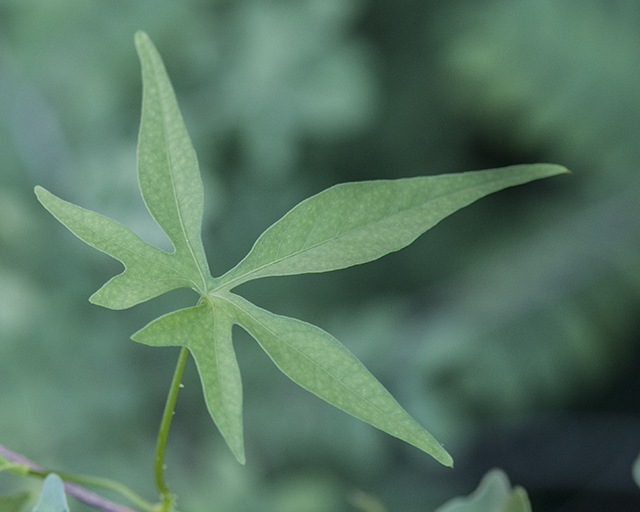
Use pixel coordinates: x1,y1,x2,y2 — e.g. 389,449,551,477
30,469,156,512
154,347,189,511
1,443,154,512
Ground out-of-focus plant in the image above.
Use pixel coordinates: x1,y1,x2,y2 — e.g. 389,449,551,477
435,469,531,512
31,475,69,512
396,0,640,443
0,31,566,511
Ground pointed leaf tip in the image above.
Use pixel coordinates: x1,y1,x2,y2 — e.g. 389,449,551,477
135,26,209,291
34,185,196,309
221,292,453,466
134,30,150,47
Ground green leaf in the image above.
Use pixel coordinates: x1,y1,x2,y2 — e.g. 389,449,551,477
219,292,453,467
435,469,531,512
35,31,568,468
633,452,640,489
131,301,245,464
0,492,30,512
34,186,194,309
34,32,211,310
134,31,209,291
215,164,568,290
32,474,69,512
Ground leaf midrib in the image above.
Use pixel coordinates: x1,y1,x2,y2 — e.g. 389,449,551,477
216,182,469,291
154,61,209,294
221,294,423,442
211,306,236,431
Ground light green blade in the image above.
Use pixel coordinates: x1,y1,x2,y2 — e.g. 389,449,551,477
35,186,193,309
135,31,209,291
221,292,453,467
32,474,70,512
216,164,568,291
131,302,245,464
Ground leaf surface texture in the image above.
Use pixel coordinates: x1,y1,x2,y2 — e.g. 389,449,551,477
35,30,569,466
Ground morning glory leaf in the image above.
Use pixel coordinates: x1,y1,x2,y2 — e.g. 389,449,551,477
131,302,245,464
34,186,195,309
216,164,568,290
135,31,209,292
35,31,568,469
220,292,453,467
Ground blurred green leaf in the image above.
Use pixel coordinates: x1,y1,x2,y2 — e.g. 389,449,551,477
32,474,69,512
0,492,30,512
633,452,640,489
435,469,531,512
348,490,387,512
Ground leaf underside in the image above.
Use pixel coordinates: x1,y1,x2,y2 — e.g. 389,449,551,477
33,474,70,512
35,30,569,467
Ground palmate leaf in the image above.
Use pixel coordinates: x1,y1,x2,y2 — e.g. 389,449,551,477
35,31,568,468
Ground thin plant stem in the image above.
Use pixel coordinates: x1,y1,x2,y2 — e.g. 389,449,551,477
154,346,189,511
0,443,152,512
32,470,157,512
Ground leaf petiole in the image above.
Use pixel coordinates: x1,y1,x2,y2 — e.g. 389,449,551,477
154,347,189,511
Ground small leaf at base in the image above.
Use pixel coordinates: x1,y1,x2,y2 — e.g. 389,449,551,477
33,474,70,512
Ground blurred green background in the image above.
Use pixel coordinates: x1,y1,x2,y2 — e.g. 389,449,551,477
1,1,639,511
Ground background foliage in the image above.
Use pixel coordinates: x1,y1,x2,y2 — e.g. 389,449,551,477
1,1,639,511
